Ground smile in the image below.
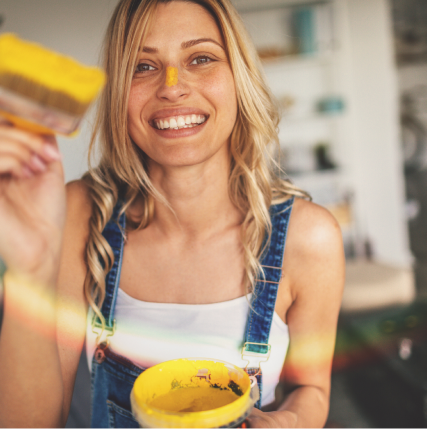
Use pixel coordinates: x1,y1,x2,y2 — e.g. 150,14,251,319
152,115,207,130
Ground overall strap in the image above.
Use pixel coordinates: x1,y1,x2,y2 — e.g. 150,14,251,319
243,197,294,406
244,197,294,352
93,201,127,332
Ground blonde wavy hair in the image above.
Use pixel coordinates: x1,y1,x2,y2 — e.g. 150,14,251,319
82,0,308,330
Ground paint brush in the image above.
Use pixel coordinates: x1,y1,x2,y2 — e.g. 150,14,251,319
0,33,106,135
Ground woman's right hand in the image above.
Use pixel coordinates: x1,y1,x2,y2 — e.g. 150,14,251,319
0,119,67,283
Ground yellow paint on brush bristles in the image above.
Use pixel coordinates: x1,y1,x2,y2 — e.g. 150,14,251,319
0,33,106,134
165,66,178,87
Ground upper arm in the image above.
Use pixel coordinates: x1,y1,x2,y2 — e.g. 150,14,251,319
56,180,92,420
281,198,345,396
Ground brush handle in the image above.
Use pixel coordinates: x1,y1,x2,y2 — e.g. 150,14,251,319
0,87,82,135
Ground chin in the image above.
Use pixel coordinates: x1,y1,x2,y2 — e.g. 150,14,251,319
148,145,215,168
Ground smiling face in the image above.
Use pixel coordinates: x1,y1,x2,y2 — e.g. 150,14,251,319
127,1,238,169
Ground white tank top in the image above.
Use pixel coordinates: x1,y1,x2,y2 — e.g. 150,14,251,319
86,289,290,407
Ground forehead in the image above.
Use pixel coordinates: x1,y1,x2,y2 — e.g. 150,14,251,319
142,2,224,48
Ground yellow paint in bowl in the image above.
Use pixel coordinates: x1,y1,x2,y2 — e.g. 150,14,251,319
149,386,241,412
130,358,258,428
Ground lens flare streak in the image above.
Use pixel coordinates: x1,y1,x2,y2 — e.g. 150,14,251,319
3,272,87,350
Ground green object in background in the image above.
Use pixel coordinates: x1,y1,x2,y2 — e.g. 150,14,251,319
293,7,316,55
317,96,346,115
0,257,6,278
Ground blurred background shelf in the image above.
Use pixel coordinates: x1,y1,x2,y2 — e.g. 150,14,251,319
232,0,331,14
234,0,412,270
261,52,335,68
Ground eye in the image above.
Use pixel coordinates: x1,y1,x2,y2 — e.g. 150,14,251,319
190,56,213,65
135,63,156,73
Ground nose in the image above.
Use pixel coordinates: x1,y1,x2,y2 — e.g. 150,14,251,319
156,66,190,102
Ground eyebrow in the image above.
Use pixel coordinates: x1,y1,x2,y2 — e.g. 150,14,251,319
141,38,224,53
182,38,224,50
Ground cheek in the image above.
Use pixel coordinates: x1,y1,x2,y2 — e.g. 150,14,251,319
127,83,150,128
127,86,154,155
201,68,238,121
128,90,140,118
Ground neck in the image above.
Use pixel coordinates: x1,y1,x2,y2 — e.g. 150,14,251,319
141,148,243,239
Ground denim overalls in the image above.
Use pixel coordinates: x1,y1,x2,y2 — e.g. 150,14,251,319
90,197,294,428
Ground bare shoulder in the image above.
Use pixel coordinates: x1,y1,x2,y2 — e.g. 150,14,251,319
66,178,91,198
288,197,343,252
65,179,92,219
284,197,345,298
64,180,93,236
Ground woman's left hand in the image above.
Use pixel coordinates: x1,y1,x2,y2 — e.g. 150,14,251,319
246,408,296,428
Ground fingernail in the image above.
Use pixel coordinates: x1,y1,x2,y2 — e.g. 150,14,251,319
30,154,47,172
22,165,34,178
42,144,61,161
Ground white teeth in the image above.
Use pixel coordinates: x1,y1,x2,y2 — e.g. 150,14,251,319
154,114,207,130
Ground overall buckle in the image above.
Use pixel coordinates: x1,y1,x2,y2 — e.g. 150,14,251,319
91,314,116,346
241,342,271,378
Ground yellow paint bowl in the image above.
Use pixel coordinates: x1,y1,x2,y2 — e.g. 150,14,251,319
130,358,259,428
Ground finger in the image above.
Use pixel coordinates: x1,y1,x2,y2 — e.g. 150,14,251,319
0,156,40,180
28,153,48,173
9,164,34,180
21,165,35,179
0,125,46,153
39,134,61,163
0,146,47,178
0,125,61,164
0,154,24,176
0,139,34,165
0,140,51,175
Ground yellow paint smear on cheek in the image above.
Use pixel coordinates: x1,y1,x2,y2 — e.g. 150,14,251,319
165,66,178,87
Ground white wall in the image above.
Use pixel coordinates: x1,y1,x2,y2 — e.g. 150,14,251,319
233,0,411,266
339,0,411,266
0,0,120,182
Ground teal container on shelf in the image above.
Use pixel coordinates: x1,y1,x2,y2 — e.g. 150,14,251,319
294,7,316,55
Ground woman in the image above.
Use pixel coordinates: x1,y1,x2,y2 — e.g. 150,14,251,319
0,0,345,427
